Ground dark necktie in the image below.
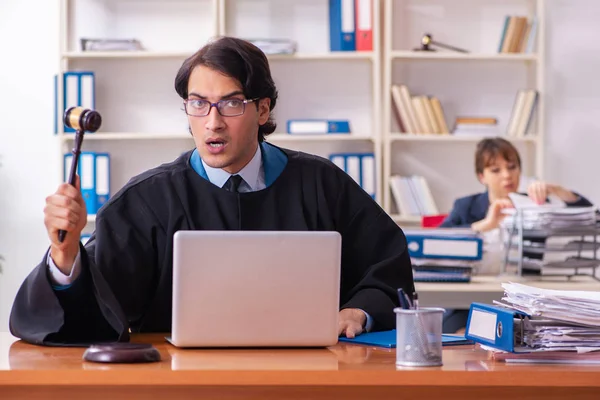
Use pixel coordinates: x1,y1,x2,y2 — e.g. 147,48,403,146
223,174,244,193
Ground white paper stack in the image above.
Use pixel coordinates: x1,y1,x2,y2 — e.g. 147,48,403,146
496,282,600,353
501,193,597,231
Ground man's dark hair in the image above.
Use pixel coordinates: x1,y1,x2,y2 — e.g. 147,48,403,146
175,36,278,142
475,137,522,175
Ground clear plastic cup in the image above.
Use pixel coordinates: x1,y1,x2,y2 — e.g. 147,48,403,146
394,307,445,367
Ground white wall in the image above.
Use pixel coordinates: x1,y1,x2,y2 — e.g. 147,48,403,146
545,0,600,201
1,0,600,332
0,1,61,331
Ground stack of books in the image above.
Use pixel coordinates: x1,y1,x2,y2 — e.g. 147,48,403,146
452,117,499,137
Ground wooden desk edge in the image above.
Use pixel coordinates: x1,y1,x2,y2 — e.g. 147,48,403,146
2,369,600,388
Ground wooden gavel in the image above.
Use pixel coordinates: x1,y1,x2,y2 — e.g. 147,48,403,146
58,107,102,243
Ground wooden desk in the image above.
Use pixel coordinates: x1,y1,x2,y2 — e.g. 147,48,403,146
1,333,600,399
416,275,600,308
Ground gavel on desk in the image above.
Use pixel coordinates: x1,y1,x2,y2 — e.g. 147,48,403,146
58,106,102,243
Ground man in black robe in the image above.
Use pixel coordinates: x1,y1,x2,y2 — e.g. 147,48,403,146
10,36,414,346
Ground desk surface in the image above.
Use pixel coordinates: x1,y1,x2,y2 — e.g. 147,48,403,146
1,332,600,400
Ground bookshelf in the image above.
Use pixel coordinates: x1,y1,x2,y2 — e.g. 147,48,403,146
382,0,546,225
58,0,384,236
58,0,546,230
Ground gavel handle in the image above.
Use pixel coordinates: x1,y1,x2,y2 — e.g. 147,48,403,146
58,129,84,243
431,40,469,53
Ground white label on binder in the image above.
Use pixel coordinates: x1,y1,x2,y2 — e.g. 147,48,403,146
80,74,94,109
341,0,355,33
96,155,109,195
331,156,345,170
288,121,328,134
346,156,360,185
358,0,372,30
422,239,478,258
66,74,79,108
64,154,73,182
467,309,497,341
81,154,94,189
361,155,375,195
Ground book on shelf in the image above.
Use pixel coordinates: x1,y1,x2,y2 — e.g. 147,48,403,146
506,89,538,137
389,175,438,217
391,84,449,135
498,15,538,54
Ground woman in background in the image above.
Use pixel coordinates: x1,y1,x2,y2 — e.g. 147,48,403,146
440,137,593,333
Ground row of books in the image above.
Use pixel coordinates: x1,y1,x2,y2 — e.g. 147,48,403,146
392,83,538,138
64,152,111,215
329,0,372,52
329,152,375,199
507,89,538,137
389,175,439,217
498,15,538,54
391,84,450,135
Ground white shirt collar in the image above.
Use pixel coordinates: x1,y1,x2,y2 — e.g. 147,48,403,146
201,145,262,191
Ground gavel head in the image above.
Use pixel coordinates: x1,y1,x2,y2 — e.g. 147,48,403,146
64,107,102,132
421,34,433,48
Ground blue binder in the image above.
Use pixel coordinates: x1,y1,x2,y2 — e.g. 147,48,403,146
465,303,529,353
329,0,356,51
286,119,351,134
65,151,97,215
95,152,111,212
405,234,483,261
55,71,95,134
328,152,376,199
339,330,473,348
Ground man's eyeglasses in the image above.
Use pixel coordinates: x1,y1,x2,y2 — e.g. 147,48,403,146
183,98,259,117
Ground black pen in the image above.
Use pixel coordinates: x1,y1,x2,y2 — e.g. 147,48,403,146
397,288,409,309
413,292,419,310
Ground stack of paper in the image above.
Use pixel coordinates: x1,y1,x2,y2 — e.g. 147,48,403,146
501,193,597,231
495,282,600,353
502,206,597,231
245,38,297,55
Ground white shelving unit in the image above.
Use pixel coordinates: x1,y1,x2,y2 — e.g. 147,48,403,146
58,0,546,230
382,0,545,225
58,0,384,234
219,0,383,202
58,0,221,232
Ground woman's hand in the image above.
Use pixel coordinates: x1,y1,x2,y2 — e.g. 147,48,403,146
471,199,514,233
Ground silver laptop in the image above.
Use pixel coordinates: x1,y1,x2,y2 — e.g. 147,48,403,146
168,230,341,347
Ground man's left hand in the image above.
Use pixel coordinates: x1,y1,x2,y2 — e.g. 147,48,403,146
338,308,366,338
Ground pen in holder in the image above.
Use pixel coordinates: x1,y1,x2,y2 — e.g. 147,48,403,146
395,289,444,367
58,107,102,243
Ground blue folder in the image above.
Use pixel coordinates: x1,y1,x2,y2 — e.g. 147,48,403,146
338,330,473,348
